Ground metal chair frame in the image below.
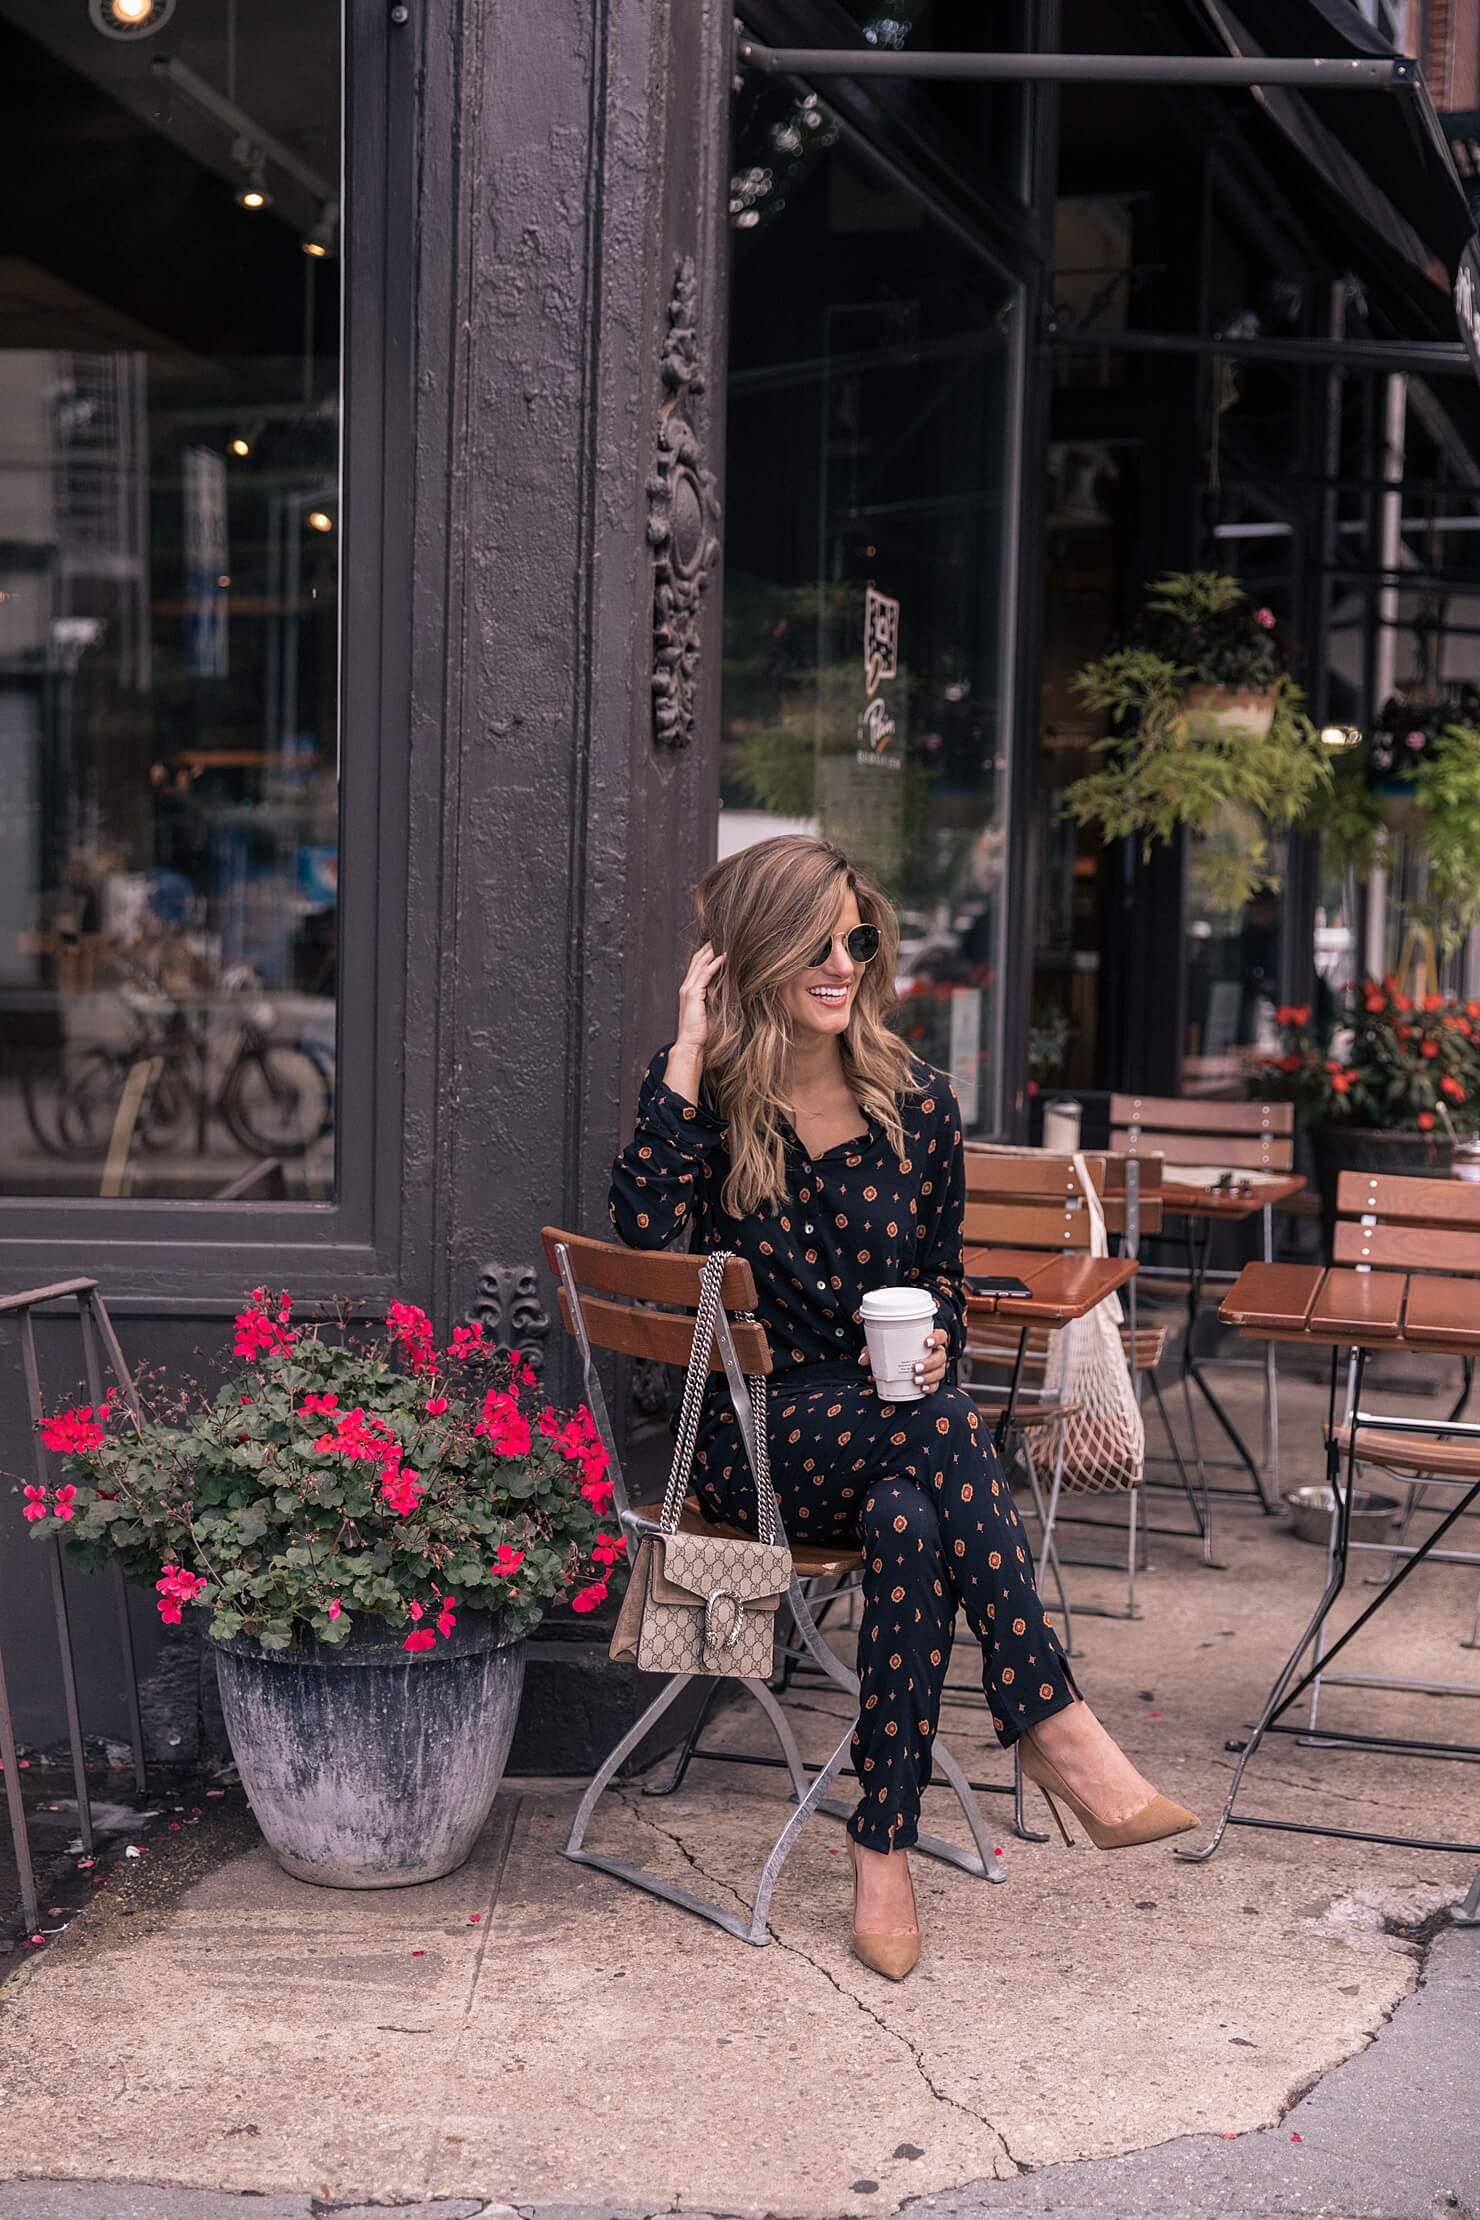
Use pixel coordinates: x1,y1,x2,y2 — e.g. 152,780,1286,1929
551,1237,1009,1946
1,1280,149,1933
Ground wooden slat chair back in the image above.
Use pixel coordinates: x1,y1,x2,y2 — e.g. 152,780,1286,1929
1332,1171,1480,1276
543,1227,771,1379
1110,1093,1295,1173
539,1224,1003,1941
964,1145,1166,1241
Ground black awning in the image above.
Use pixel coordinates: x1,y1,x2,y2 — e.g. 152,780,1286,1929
1204,0,1476,290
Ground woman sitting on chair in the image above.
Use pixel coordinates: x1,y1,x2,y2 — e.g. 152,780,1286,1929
609,833,1195,1980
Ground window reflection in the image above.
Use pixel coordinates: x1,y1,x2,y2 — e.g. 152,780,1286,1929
0,0,339,1198
721,84,1018,1131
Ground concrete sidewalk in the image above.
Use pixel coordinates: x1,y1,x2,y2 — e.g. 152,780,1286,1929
1,1358,1478,2218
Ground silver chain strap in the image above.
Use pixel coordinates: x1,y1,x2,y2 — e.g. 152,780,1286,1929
659,1249,776,1544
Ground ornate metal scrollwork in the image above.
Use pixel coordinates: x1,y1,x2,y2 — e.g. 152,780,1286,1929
649,255,721,749
467,1263,551,1378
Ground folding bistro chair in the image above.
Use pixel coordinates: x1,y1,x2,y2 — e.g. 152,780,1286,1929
542,1227,1006,1945
1307,1173,1480,1730
961,1147,1201,1622
1110,1093,1295,1516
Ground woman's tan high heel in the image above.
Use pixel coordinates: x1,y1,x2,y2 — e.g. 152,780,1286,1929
849,1841,920,1981
1019,1739,1198,1850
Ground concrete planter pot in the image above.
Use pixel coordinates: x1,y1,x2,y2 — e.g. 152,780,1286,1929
211,1608,526,1889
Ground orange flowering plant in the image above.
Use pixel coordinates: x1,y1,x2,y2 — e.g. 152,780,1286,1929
1259,980,1480,1133
18,1292,624,1652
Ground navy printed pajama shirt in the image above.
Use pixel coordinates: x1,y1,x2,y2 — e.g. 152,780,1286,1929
608,1046,1077,1852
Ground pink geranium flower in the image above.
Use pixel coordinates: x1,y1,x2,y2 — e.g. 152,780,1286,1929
22,1486,49,1523
155,1565,207,1625
403,1630,436,1652
490,1544,525,1577
300,1392,340,1416
52,1485,77,1522
571,1580,609,1615
447,1322,486,1363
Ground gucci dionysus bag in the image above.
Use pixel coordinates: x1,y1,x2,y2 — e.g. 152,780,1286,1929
609,1249,791,1680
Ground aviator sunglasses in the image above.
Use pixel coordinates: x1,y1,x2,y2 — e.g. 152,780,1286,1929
805,922,881,969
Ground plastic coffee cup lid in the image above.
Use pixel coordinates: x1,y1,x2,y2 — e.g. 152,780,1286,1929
860,1286,936,1320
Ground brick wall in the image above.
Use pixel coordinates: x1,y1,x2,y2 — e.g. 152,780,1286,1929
1424,0,1480,111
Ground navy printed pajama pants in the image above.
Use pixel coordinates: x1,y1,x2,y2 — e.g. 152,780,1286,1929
693,1368,1080,1852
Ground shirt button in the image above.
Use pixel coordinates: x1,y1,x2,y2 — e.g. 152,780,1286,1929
816,1281,827,1291
804,1224,814,1235
835,1327,846,1338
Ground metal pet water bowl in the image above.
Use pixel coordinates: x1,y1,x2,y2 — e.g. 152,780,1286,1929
1283,1484,1404,1547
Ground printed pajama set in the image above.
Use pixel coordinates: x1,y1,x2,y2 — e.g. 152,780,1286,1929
609,1047,1078,1852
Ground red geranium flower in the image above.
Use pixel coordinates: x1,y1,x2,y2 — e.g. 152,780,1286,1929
40,1404,107,1455
1418,1111,1437,1131
403,1630,436,1652
22,1485,48,1523
233,1287,297,1361
490,1544,525,1577
571,1580,609,1615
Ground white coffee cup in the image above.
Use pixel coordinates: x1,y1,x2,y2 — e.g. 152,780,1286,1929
859,1286,938,1402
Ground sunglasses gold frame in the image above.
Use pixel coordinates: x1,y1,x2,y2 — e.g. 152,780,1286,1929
805,924,881,970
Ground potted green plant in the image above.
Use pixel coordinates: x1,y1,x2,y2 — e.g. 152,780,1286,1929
1259,981,1480,1235
1311,695,1480,951
21,1290,623,1889
1061,573,1331,912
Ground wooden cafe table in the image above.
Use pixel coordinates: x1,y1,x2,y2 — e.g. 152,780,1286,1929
1175,1257,1480,1873
964,1246,1138,1450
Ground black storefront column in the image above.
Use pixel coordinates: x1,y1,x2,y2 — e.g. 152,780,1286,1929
405,0,734,1766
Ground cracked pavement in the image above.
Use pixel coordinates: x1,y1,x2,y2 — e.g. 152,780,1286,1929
0,1356,1477,2217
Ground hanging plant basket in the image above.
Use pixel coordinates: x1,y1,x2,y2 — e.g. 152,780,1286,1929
1177,683,1277,738
1373,779,1418,832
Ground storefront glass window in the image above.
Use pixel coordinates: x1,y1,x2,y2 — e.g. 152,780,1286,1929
0,0,340,1200
721,83,1020,1132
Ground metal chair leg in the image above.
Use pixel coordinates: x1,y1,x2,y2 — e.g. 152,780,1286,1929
641,1678,723,1797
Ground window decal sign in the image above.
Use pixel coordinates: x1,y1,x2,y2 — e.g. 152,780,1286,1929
859,585,900,758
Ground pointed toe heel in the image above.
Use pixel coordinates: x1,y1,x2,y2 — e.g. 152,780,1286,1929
1020,1743,1198,1851
849,1841,921,1981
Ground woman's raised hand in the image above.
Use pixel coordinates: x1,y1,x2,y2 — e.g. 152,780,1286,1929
666,943,724,1105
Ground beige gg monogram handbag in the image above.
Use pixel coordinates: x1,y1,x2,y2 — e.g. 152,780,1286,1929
609,1249,792,1679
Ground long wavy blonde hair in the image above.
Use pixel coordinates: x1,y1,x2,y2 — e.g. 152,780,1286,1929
694,835,916,1218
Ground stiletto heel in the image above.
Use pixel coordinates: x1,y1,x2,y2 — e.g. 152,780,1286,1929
1038,1786,1076,1847
1020,1738,1197,1851
849,1840,921,1981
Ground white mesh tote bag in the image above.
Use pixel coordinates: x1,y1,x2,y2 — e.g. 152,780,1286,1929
1041,1151,1145,1492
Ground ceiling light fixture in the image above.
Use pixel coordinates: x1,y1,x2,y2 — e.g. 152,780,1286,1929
89,0,176,39
306,511,334,535
228,437,251,457
302,203,339,259
152,57,335,222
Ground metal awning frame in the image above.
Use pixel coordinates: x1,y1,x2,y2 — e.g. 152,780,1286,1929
735,34,1420,92
733,23,1480,387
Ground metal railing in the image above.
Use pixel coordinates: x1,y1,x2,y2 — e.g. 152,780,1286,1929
1,1281,148,1932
